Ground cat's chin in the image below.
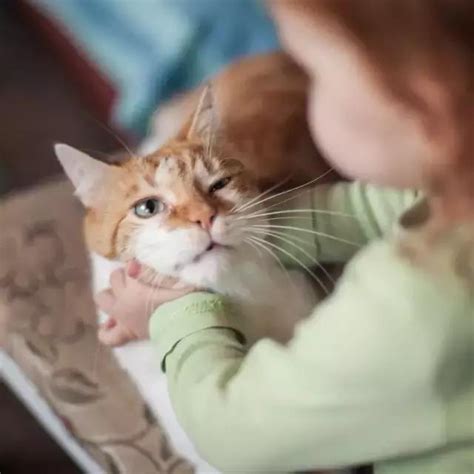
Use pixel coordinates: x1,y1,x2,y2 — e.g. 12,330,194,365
136,241,261,293
177,244,244,290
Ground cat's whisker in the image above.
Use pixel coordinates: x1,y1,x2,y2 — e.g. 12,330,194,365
233,180,297,215
249,223,362,248
247,228,334,293
248,235,328,294
246,236,285,272
235,208,359,222
243,238,264,259
246,236,296,290
247,226,311,248
247,229,332,292
89,115,139,160
265,216,325,222
246,236,287,271
145,272,164,320
234,168,333,215
257,181,335,214
232,175,292,214
82,148,121,163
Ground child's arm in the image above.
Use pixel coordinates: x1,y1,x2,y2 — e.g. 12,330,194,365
151,239,456,471
267,182,418,264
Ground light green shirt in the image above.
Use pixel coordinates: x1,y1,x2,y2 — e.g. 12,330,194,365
150,183,474,473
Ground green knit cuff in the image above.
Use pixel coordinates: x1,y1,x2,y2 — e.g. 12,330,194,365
149,292,245,371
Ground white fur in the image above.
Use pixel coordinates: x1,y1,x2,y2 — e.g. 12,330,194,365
54,144,109,207
63,111,321,472
132,207,320,343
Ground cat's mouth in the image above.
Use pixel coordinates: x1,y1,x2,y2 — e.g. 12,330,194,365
192,241,231,263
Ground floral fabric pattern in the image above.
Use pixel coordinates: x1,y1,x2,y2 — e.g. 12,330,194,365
0,180,192,473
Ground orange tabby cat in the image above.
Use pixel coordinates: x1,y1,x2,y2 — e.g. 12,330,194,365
55,52,331,473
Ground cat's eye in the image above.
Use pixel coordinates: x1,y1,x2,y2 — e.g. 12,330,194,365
209,176,232,194
133,198,165,218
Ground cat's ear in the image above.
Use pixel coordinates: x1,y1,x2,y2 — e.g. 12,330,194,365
54,143,111,207
185,83,219,146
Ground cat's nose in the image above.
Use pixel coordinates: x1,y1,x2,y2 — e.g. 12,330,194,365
189,208,216,231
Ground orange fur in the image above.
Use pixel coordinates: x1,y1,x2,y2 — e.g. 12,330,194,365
151,52,333,188
84,52,332,260
83,142,254,259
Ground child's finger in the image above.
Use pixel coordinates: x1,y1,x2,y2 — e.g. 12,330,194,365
126,259,142,279
98,323,134,347
101,317,117,330
110,267,126,291
95,289,116,314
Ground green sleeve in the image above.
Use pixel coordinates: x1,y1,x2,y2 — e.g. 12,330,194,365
265,182,418,264
150,241,455,472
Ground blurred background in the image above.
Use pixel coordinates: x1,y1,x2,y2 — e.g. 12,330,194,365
0,0,279,471
0,0,278,195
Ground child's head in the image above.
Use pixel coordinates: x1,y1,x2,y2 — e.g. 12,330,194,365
270,0,473,220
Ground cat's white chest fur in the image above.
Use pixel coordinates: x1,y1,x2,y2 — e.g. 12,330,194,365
211,262,318,344
91,251,318,473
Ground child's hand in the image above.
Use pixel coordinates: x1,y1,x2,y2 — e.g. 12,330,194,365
95,260,195,346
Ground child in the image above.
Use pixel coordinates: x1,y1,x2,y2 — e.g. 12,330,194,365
97,1,474,473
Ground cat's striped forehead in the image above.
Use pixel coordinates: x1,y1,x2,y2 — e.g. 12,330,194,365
152,152,217,187
139,142,240,189
113,143,243,208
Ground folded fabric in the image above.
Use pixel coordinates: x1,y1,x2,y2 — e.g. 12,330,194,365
32,0,279,135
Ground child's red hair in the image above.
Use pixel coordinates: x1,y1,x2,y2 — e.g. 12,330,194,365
273,0,473,223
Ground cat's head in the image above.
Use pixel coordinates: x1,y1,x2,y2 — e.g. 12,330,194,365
55,87,269,282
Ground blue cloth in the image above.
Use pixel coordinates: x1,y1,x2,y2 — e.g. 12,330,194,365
33,0,279,135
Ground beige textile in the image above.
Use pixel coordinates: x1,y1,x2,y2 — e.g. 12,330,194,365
0,179,192,473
